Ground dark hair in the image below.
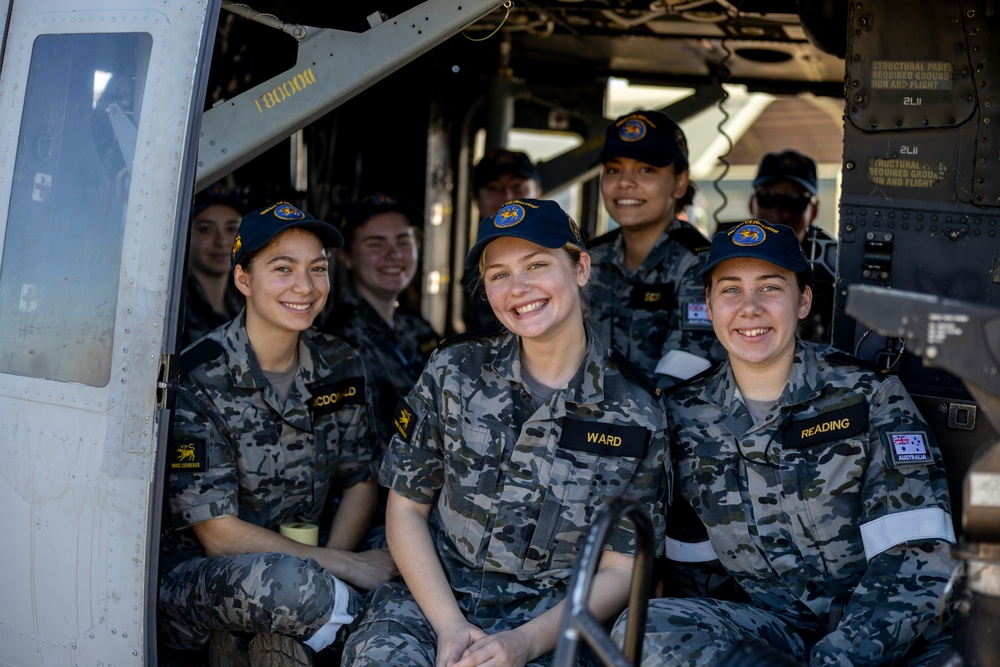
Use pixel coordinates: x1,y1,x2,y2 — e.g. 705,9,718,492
678,179,697,212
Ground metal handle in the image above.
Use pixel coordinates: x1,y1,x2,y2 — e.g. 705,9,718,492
553,498,655,667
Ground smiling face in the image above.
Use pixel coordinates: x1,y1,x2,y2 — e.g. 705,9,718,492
234,227,330,335
190,203,241,278
706,256,812,371
341,211,417,305
600,156,689,232
481,236,590,343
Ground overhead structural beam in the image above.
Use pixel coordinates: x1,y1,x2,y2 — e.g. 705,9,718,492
196,0,503,190
538,83,727,196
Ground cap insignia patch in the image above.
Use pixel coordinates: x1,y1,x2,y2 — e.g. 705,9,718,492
495,203,525,228
732,223,766,246
231,234,242,258
274,203,305,220
619,118,647,142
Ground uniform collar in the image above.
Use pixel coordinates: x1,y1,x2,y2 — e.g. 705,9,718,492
699,339,825,409
488,323,607,406
608,216,685,273
220,311,328,390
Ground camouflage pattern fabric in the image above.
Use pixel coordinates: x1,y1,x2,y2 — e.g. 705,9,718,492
158,312,377,648
587,219,725,391
614,341,956,666
343,326,668,665
159,552,363,649
181,272,242,349
342,581,605,667
320,285,439,450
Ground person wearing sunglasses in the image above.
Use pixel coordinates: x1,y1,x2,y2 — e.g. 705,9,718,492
750,149,835,343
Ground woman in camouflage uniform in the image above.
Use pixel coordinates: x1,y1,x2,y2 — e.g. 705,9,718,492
159,203,396,666
613,220,956,666
588,109,724,391
343,199,668,667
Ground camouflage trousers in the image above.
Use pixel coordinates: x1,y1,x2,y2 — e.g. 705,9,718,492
611,598,954,667
158,552,363,650
610,598,810,667
342,581,603,667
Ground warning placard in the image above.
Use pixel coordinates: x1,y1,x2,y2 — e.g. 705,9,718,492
871,60,953,91
867,158,948,188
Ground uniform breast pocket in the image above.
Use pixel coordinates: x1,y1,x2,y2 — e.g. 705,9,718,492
437,423,504,563
782,439,866,564
525,441,643,573
780,401,869,568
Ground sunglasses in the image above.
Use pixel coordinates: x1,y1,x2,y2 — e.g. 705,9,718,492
754,190,816,214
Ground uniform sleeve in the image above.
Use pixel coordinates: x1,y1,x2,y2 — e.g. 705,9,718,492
811,376,955,666
860,376,954,550
378,351,446,505
167,384,240,528
809,539,953,667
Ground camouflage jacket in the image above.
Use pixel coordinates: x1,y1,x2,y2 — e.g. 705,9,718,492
587,219,724,391
161,313,377,573
381,326,668,631
665,341,955,666
320,286,439,449
181,272,242,349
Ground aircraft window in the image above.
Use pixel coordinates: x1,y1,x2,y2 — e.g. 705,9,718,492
0,32,152,387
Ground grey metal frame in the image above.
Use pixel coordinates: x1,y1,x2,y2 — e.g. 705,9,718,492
553,498,655,667
195,0,503,190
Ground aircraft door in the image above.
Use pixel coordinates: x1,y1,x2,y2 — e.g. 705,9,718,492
0,1,218,665
834,0,1000,530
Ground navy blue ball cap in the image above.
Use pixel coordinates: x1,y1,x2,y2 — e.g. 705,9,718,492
465,198,584,270
231,202,343,268
596,110,689,170
193,182,245,217
752,149,818,196
698,220,812,283
474,149,541,192
341,193,423,237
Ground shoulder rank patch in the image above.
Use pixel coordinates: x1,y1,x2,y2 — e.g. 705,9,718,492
886,432,933,466
668,225,711,254
169,438,207,473
392,398,417,442
628,282,676,311
309,376,365,416
179,338,225,376
562,417,648,458
610,349,661,399
782,401,868,448
418,336,440,355
824,351,893,375
663,359,724,398
587,227,621,248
